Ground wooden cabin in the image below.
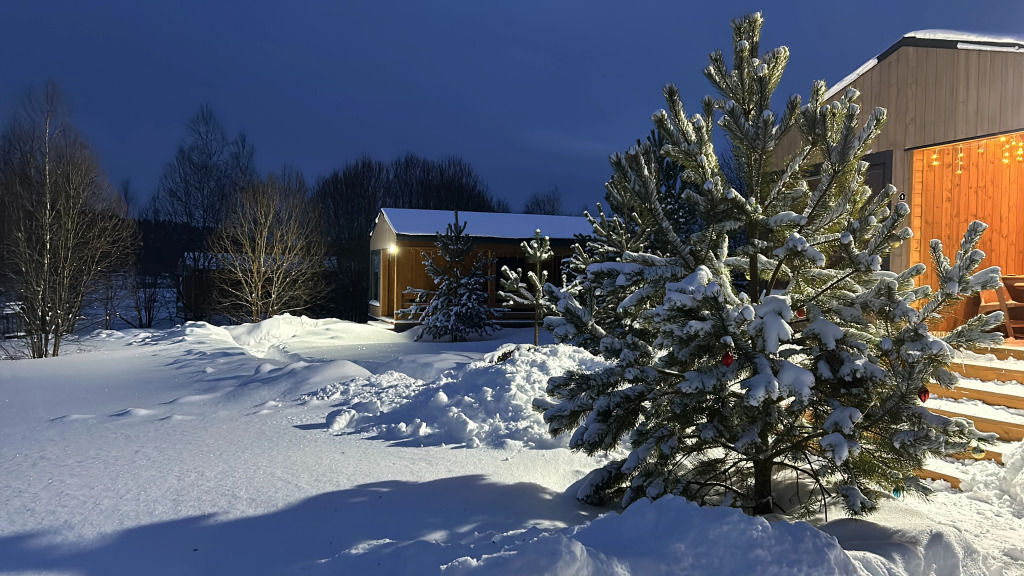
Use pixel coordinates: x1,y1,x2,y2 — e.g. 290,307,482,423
777,30,1024,329
368,208,592,326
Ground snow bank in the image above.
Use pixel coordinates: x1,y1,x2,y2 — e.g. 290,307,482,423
443,496,862,575
821,517,987,576
224,314,327,353
308,344,610,448
301,371,425,432
154,315,411,362
960,442,1024,516
232,358,373,404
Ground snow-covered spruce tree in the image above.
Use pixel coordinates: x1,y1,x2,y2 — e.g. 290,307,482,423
500,229,555,346
537,13,1004,516
543,126,699,357
401,211,499,342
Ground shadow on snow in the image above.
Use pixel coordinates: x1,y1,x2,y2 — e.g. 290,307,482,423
0,475,598,575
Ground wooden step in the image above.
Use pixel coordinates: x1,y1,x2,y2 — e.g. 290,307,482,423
915,467,962,490
915,348,1024,489
947,361,1024,383
926,406,1024,441
927,382,1024,410
947,440,1013,464
978,344,1024,362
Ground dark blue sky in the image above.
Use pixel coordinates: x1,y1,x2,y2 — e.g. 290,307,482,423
3,1,1022,214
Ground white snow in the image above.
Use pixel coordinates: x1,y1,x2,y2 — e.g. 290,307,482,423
748,294,794,353
904,29,1024,45
2,314,1023,575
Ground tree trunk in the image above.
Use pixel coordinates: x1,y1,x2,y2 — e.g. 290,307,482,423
752,458,774,515
748,222,759,304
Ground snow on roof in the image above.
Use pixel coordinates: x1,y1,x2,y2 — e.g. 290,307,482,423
903,29,1024,45
379,208,593,240
824,29,1024,101
824,58,878,100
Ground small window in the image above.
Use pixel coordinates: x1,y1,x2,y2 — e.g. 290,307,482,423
369,250,382,304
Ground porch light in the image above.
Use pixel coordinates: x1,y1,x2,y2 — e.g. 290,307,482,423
388,244,397,254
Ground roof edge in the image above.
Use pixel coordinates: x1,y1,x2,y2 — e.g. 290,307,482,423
825,30,1024,101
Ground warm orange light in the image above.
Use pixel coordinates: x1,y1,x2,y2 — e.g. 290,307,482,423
923,130,1024,176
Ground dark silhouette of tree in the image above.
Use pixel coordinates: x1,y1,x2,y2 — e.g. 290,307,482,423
522,188,564,215
149,104,256,321
315,155,387,322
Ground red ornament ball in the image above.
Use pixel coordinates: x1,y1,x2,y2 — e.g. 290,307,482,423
722,351,734,367
796,308,806,318
918,387,930,403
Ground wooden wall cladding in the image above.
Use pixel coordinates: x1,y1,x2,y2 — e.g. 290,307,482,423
909,131,1024,290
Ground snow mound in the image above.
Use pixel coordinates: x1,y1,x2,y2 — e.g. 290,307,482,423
313,344,610,448
960,442,1024,517
377,353,481,382
443,496,862,575
156,315,410,361
232,358,372,402
223,314,328,358
301,371,426,432
822,516,988,576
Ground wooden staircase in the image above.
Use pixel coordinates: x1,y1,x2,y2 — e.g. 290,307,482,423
915,343,1024,489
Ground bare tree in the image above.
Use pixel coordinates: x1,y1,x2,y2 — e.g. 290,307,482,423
209,168,327,323
0,82,135,357
522,188,564,215
150,104,256,321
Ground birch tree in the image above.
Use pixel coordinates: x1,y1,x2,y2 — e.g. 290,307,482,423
0,82,135,357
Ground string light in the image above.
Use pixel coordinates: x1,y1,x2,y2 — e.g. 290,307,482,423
926,131,1023,174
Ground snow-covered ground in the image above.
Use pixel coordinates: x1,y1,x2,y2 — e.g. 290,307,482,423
1,315,1023,575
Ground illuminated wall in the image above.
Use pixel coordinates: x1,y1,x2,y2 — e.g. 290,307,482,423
909,131,1024,291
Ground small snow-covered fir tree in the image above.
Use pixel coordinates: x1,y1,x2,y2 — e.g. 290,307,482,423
537,13,1005,516
500,229,555,346
402,212,499,342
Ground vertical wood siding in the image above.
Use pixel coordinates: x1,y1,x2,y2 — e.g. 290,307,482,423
776,45,1024,276
910,132,1024,329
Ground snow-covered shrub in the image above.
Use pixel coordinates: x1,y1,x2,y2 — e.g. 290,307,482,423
401,212,499,342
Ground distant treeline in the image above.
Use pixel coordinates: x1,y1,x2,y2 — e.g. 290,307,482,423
1,83,578,357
